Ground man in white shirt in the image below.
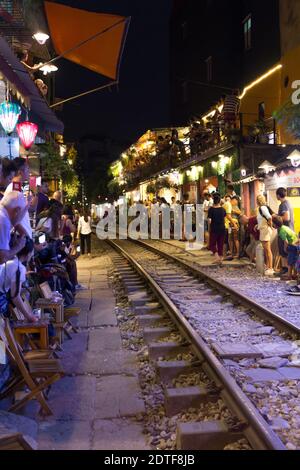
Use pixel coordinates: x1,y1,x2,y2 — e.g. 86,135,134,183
0,191,27,264
4,158,32,238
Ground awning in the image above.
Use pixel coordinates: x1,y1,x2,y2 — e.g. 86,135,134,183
0,36,63,133
44,1,129,80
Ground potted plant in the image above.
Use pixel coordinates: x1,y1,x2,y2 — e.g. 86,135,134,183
247,120,270,144
226,128,241,144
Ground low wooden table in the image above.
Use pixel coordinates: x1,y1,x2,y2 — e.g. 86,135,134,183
12,321,49,350
35,298,64,345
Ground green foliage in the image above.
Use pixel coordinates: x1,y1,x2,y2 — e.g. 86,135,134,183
274,97,300,141
107,179,123,199
146,183,156,194
155,177,171,191
39,143,76,184
64,175,80,198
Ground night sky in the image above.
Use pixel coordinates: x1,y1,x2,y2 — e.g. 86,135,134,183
53,0,172,146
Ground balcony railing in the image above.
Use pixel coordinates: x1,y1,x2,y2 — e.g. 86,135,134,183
123,113,278,183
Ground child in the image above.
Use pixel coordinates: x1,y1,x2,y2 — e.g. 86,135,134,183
272,215,298,280
286,241,300,295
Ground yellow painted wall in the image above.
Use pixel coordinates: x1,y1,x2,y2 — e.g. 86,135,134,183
279,44,300,144
239,66,282,132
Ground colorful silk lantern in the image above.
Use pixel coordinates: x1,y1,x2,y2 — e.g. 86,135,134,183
0,101,21,135
16,121,38,150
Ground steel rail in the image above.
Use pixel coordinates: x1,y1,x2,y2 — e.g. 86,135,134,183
134,240,300,338
107,239,286,450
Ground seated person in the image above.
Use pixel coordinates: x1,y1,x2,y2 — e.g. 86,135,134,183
0,238,37,322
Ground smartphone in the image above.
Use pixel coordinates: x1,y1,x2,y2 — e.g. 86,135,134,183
39,234,46,244
77,246,81,253
12,181,22,192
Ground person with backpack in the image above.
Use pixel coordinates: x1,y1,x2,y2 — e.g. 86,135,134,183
276,187,294,276
272,215,298,281
256,195,274,276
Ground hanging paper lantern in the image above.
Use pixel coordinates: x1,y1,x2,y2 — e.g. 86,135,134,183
0,101,21,135
16,121,38,150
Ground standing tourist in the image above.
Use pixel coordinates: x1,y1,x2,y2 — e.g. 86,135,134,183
4,157,32,238
203,192,213,246
78,211,92,256
276,188,294,276
35,179,50,216
208,193,226,265
256,195,273,276
272,215,298,280
230,196,241,258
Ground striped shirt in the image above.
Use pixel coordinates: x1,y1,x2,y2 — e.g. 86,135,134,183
223,95,240,114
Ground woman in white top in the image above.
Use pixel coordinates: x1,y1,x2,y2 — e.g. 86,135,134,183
78,212,92,256
256,195,273,275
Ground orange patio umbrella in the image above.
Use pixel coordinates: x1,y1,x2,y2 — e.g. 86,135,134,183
44,1,130,106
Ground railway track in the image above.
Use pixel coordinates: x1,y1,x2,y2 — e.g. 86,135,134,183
106,238,297,451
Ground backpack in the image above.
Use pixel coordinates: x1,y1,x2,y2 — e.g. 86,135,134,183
259,205,274,221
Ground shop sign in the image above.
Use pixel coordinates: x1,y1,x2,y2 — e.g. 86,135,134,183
265,169,300,191
287,187,300,197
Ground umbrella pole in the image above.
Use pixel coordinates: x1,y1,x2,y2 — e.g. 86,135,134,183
50,81,118,108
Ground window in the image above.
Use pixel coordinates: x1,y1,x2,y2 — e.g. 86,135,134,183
182,81,188,104
243,15,252,50
205,56,212,82
258,102,265,120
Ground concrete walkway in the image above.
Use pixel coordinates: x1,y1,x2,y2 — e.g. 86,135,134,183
5,251,149,450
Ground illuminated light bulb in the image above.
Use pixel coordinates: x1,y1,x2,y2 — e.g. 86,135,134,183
39,64,58,76
33,32,49,45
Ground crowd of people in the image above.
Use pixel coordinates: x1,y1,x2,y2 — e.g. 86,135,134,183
204,185,300,295
131,182,300,295
0,156,92,326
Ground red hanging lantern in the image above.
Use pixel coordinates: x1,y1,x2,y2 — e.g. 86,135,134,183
16,121,38,151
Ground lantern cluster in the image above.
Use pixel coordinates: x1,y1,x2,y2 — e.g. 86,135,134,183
0,101,38,151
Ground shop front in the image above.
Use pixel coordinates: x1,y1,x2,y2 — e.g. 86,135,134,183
265,167,300,234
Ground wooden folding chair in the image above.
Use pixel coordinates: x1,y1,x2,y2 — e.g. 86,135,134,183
0,320,64,416
0,432,35,450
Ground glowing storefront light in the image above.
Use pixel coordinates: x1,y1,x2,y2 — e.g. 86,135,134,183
287,150,300,168
259,160,276,174
239,64,282,100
